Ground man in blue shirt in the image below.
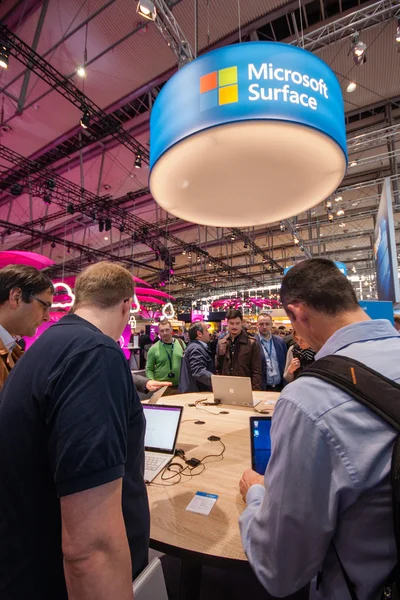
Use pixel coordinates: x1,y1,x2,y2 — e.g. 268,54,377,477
256,313,287,391
239,258,400,599
179,321,215,393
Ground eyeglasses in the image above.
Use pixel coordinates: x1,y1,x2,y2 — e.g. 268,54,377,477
31,296,52,313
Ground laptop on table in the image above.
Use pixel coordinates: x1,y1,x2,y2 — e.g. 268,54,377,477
211,375,257,407
143,404,183,483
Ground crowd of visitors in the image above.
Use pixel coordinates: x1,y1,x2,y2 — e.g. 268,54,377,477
0,258,399,600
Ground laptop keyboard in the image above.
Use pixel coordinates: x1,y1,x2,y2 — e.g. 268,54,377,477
145,454,166,471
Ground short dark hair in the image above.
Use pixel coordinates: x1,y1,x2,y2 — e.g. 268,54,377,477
226,308,243,321
394,315,400,325
189,322,205,341
280,258,359,316
0,265,54,305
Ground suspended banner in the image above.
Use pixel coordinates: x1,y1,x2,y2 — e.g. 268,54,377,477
150,42,347,227
374,178,400,303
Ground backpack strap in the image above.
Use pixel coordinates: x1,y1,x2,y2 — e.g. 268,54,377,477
298,354,400,432
176,337,185,353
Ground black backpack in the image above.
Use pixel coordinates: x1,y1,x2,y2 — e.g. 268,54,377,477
298,354,400,600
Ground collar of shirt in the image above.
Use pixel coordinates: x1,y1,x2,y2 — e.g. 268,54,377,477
316,319,399,360
0,323,17,351
197,340,208,349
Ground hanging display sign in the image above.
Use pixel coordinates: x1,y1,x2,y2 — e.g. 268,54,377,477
162,302,175,319
150,42,347,227
52,282,75,309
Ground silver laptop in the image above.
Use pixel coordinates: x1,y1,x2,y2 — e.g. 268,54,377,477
211,375,257,407
143,404,183,482
147,385,169,405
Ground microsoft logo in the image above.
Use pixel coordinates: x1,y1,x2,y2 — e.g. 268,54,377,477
200,66,238,111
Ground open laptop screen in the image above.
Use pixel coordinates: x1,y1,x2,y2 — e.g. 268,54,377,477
143,405,182,453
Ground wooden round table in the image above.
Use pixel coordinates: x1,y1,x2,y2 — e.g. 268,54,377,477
146,391,280,599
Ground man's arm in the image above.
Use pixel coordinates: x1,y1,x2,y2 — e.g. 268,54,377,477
188,346,214,388
250,340,262,391
145,345,156,380
61,480,133,600
239,395,355,597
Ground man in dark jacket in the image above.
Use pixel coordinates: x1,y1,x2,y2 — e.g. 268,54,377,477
256,313,287,391
216,309,262,391
179,322,215,393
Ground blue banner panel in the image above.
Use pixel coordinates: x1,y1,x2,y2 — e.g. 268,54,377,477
359,300,394,324
374,178,400,303
150,42,347,168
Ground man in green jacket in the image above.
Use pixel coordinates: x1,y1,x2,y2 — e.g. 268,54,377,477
146,319,185,395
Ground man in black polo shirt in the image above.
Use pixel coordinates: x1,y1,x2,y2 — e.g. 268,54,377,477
0,262,149,600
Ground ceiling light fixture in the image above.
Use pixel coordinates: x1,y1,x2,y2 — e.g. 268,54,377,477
346,82,357,93
104,236,109,240
396,19,400,44
105,219,112,232
134,153,142,169
335,195,343,202
279,221,285,232
66,203,74,215
76,65,87,78
136,0,156,21
350,33,367,66
293,235,299,245
0,44,9,69
349,160,358,167
80,109,90,129
337,209,345,216
328,213,334,222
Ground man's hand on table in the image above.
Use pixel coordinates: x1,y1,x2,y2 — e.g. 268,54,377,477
146,380,172,392
240,469,264,502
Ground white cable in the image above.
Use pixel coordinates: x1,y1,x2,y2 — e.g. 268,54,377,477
299,0,305,49
238,0,242,42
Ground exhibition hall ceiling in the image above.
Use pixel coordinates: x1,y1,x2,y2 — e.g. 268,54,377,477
0,0,399,302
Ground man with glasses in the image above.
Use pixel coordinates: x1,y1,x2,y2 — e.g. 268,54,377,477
0,264,53,389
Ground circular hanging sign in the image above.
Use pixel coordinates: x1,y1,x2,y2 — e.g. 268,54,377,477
150,42,347,227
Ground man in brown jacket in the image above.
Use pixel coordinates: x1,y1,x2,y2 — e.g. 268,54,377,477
216,308,262,390
0,264,53,389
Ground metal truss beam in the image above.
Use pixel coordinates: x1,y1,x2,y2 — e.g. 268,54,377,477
152,0,194,66
0,25,149,162
0,0,117,99
0,144,261,285
0,220,158,272
229,228,283,273
16,0,49,114
289,0,400,52
347,124,400,153
0,144,169,259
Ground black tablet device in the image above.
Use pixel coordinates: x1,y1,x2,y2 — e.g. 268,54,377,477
250,416,273,476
